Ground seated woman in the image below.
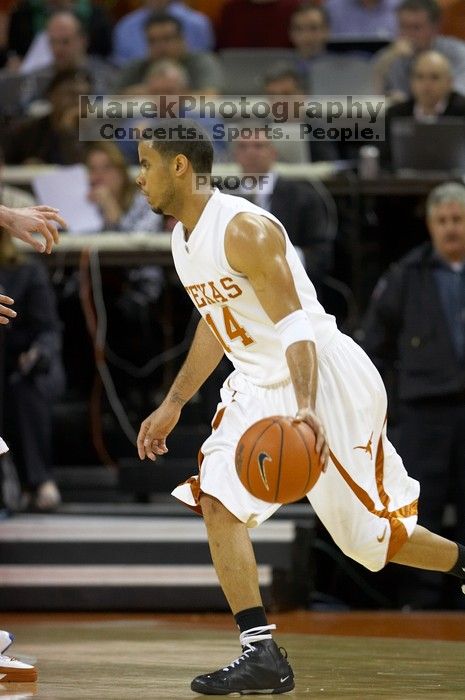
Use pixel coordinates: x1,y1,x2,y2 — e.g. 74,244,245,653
85,141,163,233
82,142,167,402
84,140,165,305
0,227,65,511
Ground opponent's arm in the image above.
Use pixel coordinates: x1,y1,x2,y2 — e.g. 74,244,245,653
0,205,66,253
0,294,16,325
226,214,328,467
137,316,224,460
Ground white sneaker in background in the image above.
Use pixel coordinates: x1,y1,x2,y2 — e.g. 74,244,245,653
0,632,37,684
0,633,13,655
34,480,61,511
0,656,37,683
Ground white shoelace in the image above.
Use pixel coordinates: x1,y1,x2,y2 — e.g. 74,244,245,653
222,624,277,672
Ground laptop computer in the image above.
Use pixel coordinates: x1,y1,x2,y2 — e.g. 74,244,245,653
390,117,465,176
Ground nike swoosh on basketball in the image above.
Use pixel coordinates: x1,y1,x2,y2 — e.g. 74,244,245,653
257,451,271,491
377,526,388,543
280,676,290,683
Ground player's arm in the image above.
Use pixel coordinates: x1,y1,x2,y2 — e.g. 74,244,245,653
137,316,224,460
0,205,66,253
225,213,328,467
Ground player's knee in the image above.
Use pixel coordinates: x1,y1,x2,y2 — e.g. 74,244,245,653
200,493,229,521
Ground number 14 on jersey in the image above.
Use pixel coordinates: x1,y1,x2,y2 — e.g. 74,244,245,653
205,306,254,352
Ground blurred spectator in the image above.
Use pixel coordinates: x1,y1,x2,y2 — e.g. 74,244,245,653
113,0,214,66
362,182,465,608
262,62,340,162
85,142,163,232
117,60,227,165
121,55,190,96
0,228,65,512
7,0,112,62
373,0,465,100
117,59,190,163
4,69,89,165
289,2,335,86
263,61,305,95
85,142,165,373
20,11,114,108
231,134,335,284
0,147,35,209
439,0,465,42
325,0,400,38
114,13,223,94
383,51,465,167
217,0,301,49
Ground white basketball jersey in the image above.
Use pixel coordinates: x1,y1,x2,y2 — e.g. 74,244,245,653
171,189,338,386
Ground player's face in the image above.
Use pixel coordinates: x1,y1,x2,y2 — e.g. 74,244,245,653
136,141,175,215
428,200,465,263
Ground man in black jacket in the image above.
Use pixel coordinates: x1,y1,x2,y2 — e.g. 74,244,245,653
363,181,465,608
383,50,465,169
231,134,336,289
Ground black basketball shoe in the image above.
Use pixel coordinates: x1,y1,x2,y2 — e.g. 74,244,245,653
191,624,295,695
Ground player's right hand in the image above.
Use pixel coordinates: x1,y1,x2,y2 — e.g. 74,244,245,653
137,403,182,461
294,408,329,472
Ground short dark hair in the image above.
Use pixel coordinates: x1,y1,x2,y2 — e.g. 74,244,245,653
149,119,214,174
290,1,330,27
263,62,305,91
145,11,183,35
398,0,441,23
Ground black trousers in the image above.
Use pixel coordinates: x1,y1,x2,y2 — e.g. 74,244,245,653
395,397,465,609
3,366,64,490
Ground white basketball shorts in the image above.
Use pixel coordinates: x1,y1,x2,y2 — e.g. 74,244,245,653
172,331,420,572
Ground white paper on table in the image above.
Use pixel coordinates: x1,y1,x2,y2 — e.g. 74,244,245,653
32,165,104,233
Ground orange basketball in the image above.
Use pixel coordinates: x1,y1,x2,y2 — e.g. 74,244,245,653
235,415,321,504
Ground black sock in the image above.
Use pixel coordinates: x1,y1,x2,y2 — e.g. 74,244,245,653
447,543,465,578
234,606,268,634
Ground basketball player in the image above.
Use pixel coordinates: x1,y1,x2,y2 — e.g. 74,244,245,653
0,203,64,683
136,123,465,696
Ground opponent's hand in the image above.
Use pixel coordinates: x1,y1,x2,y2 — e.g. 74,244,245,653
0,294,16,325
137,402,182,461
1,205,67,253
294,408,329,472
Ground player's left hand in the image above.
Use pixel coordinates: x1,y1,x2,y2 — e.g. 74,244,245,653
3,206,66,253
294,408,329,472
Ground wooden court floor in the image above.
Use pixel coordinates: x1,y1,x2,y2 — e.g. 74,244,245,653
1,611,465,699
